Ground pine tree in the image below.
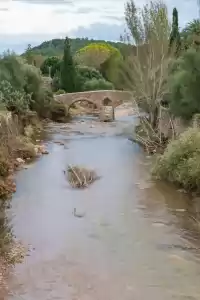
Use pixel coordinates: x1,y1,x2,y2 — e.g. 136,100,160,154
60,37,76,92
169,8,181,54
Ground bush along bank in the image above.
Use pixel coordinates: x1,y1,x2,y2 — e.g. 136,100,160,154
152,128,200,194
0,52,71,199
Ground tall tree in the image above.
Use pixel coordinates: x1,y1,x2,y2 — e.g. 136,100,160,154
123,0,172,129
169,8,181,54
60,37,76,92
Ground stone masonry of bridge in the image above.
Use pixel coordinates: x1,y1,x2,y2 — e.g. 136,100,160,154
54,90,133,111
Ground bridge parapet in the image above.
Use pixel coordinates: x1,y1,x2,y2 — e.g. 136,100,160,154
54,90,133,110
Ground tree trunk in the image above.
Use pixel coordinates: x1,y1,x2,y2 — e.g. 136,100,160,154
150,106,159,129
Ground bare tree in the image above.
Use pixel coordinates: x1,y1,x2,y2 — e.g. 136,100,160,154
198,0,200,18
122,0,173,129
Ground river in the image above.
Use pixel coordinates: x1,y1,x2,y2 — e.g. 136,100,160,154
4,104,200,300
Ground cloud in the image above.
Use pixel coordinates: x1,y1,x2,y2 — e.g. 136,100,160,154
0,0,199,53
12,0,73,4
70,23,125,41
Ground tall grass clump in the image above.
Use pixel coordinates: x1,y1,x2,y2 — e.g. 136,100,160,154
152,128,200,192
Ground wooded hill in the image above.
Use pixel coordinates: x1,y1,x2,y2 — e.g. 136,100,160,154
31,38,125,57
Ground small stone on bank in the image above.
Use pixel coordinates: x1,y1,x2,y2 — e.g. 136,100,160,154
16,158,25,164
34,145,49,155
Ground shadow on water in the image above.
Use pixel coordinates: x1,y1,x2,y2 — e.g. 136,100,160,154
2,113,200,299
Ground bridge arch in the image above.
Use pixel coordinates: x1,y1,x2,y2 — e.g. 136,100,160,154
67,98,99,112
102,96,113,106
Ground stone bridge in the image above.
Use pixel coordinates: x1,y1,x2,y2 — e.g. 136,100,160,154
54,90,133,111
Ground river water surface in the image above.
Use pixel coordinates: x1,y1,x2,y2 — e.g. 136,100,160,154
4,106,200,300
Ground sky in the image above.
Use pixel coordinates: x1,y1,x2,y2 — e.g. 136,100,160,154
0,0,199,53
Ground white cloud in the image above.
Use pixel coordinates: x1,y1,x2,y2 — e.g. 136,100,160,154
0,0,125,35
0,0,198,36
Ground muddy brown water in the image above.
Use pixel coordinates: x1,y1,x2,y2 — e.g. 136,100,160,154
3,107,200,299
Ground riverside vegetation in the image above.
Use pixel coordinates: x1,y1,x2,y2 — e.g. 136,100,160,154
118,0,200,194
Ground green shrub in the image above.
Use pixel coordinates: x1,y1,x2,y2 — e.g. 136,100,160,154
30,87,53,118
152,128,200,192
0,80,31,113
83,78,114,91
0,54,54,118
0,53,25,90
75,65,103,92
76,65,103,80
169,48,200,120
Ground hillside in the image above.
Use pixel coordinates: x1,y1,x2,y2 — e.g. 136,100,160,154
31,38,126,57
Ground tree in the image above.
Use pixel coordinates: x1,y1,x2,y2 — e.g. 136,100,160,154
40,56,61,77
123,0,172,129
181,19,200,49
169,8,181,54
60,37,76,92
169,48,200,120
75,43,121,70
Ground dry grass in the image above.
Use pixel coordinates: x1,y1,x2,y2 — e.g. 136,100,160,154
67,165,98,188
12,136,36,160
134,115,169,154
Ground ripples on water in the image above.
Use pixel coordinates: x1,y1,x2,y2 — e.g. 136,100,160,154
2,114,200,300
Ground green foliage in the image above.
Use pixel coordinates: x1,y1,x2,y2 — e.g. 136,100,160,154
181,19,200,49
0,80,31,113
31,87,53,118
100,52,123,89
169,8,181,54
82,78,114,91
75,65,103,91
152,128,200,192
77,65,102,80
0,53,25,90
22,62,53,118
169,48,200,120
0,53,53,117
60,37,76,92
40,56,61,77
